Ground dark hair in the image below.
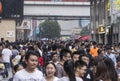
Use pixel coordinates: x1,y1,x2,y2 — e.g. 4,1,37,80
117,56,120,62
25,50,38,61
93,56,118,81
12,44,17,49
45,62,56,76
72,45,75,49
35,50,41,57
45,62,56,70
28,46,34,51
51,52,58,58
81,43,85,46
79,54,89,61
14,63,23,72
74,60,87,69
5,44,9,48
60,49,71,60
0,43,2,46
72,51,80,58
94,61,111,81
52,44,58,51
97,49,101,54
104,58,118,81
92,56,104,66
92,41,97,45
64,60,76,81
36,42,41,48
86,48,90,53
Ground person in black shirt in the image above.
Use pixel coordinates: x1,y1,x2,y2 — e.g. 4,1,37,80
79,54,94,81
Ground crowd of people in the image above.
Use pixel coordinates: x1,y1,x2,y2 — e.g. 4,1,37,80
0,38,119,81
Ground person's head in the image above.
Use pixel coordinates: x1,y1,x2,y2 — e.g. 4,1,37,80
72,51,80,63
25,51,39,71
28,46,34,51
20,49,26,56
5,44,9,48
74,60,87,77
79,54,90,65
60,49,71,61
97,49,105,56
117,56,120,67
106,46,112,54
92,56,107,75
1,38,4,42
72,45,75,49
34,42,40,50
52,44,58,51
64,60,76,81
14,64,24,73
34,44,38,50
9,44,13,50
103,57,118,81
92,41,97,48
45,62,56,77
114,46,118,51
0,43,3,50
81,43,85,49
94,61,110,81
51,52,58,62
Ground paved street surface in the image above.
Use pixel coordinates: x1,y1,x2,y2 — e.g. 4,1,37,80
2,69,13,81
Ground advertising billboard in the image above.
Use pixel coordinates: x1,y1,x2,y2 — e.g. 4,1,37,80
0,0,23,19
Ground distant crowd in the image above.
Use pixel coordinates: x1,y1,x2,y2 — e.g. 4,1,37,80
0,38,119,81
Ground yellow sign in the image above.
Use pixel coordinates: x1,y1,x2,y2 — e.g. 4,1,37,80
99,25,105,33
107,0,110,11
114,0,120,10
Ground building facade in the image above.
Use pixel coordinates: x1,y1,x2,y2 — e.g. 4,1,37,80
90,0,120,44
0,20,16,42
110,0,120,44
24,0,88,2
90,0,110,44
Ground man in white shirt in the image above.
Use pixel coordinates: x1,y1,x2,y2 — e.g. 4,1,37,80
2,44,12,78
50,52,59,65
105,47,117,67
13,51,43,81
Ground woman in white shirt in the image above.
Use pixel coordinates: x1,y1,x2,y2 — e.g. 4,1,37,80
41,62,59,81
59,60,83,81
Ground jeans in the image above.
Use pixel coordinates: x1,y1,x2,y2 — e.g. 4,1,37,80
4,63,10,77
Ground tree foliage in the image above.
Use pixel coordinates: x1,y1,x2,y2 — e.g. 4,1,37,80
39,20,61,39
80,26,90,36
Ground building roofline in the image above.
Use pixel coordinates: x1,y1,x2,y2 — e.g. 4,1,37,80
24,1,90,6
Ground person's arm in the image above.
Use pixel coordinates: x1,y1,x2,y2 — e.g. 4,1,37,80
9,50,12,59
1,50,4,60
113,55,117,67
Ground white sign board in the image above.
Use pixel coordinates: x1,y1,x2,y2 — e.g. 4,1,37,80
19,20,31,29
6,31,15,37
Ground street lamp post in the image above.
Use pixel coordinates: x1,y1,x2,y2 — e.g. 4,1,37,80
91,30,94,40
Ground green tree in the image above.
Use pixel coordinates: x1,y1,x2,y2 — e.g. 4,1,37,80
39,20,61,39
80,26,90,36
